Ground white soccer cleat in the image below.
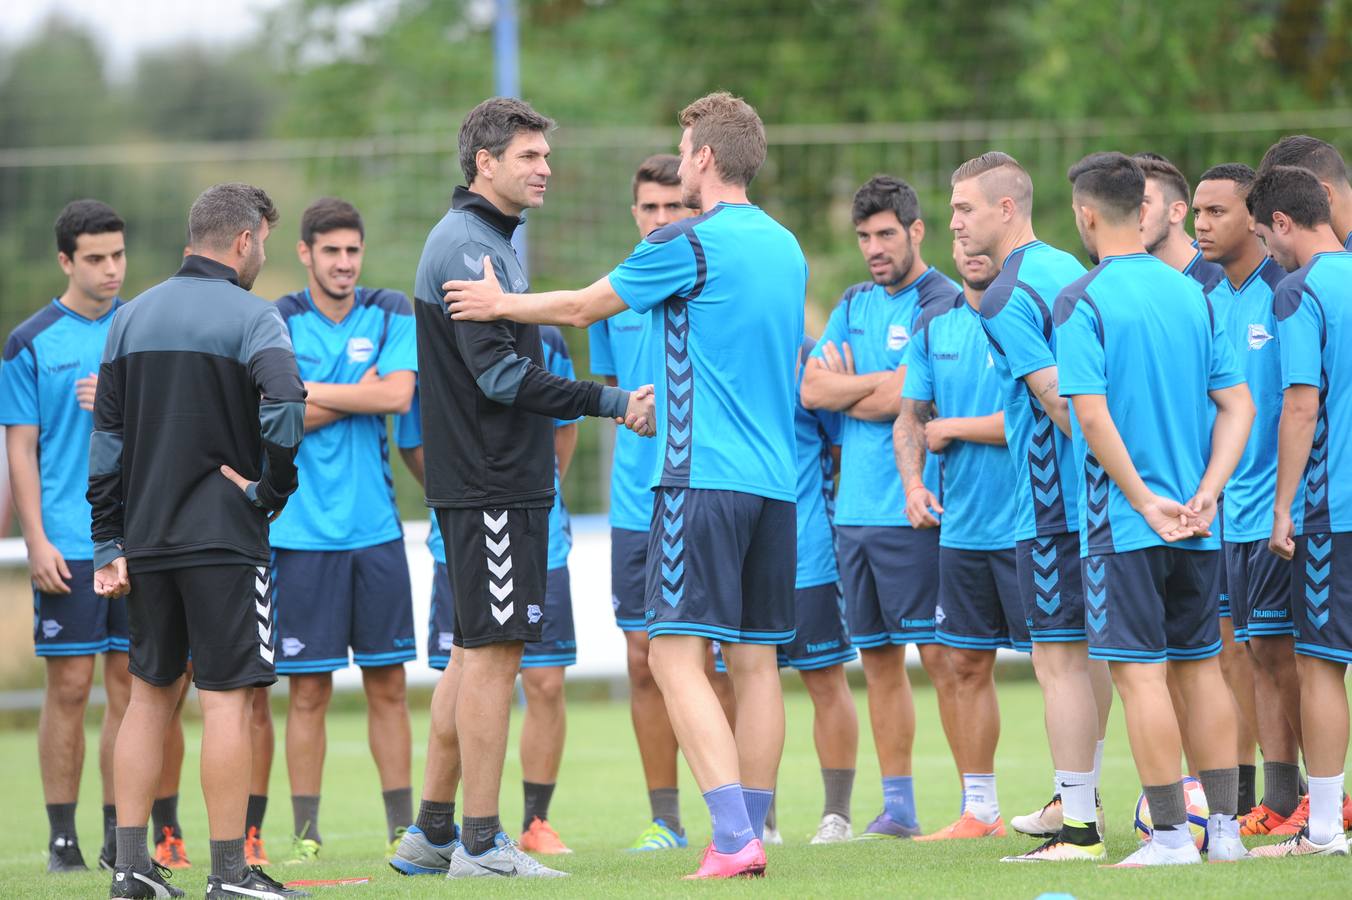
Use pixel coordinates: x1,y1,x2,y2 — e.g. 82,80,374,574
762,826,784,846
1011,794,1062,837
1246,828,1349,858
446,834,567,878
1107,837,1202,867
809,814,852,844
1001,835,1106,863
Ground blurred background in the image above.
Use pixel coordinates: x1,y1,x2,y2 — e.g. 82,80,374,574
0,0,1350,693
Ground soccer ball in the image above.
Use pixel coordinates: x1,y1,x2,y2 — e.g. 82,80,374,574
1134,775,1209,850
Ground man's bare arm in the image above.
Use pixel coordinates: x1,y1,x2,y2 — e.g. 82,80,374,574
847,363,907,421
304,369,416,416
1024,366,1071,435
446,259,628,329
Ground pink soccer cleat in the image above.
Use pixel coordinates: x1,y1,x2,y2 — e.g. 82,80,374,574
683,839,767,880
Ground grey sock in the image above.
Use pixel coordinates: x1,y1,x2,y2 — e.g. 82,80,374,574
1143,782,1187,830
291,794,321,843
46,802,77,841
245,794,268,833
115,825,150,870
649,788,682,835
462,815,501,856
151,794,180,840
764,794,777,832
1263,761,1301,818
415,800,456,845
522,781,556,833
822,768,855,821
209,836,247,883
382,787,413,843
1238,764,1257,815
1198,767,1239,818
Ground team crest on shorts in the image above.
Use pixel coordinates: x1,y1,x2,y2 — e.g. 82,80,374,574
887,324,910,351
1247,323,1274,350
41,619,62,638
281,637,306,657
611,594,620,612
934,606,946,625
346,336,375,364
438,632,454,651
527,604,543,624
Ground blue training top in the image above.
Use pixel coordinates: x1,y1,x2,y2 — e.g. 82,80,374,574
588,307,659,532
795,337,842,588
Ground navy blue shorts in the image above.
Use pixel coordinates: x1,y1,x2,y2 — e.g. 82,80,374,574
936,547,1029,652
645,487,795,645
426,563,576,670
1293,531,1352,664
776,582,856,670
33,559,129,656
1017,532,1086,644
611,527,649,633
837,525,939,648
1085,547,1222,664
272,539,416,674
1225,539,1294,641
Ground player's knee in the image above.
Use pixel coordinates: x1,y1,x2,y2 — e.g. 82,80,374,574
363,667,408,708
1247,637,1290,674
46,658,95,710
948,650,992,686
859,646,904,685
800,666,848,704
288,675,333,714
524,670,566,709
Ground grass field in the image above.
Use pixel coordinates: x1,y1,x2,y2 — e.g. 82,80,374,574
1,673,1346,898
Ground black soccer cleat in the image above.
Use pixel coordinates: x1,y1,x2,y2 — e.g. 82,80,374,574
99,848,117,872
206,866,309,899
47,834,89,872
109,862,185,897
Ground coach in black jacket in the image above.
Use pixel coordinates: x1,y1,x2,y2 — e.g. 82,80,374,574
91,183,305,899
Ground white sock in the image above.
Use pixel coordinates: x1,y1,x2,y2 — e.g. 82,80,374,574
1055,770,1096,829
1307,773,1345,845
962,774,999,824
1092,739,1105,790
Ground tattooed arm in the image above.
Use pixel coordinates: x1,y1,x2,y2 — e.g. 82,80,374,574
1024,365,1071,436
894,397,941,528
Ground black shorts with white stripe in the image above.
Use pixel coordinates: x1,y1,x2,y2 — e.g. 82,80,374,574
127,564,278,690
437,506,549,648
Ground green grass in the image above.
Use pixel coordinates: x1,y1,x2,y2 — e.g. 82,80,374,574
0,674,1345,898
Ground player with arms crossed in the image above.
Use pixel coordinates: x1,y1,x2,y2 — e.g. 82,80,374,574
1054,152,1254,866
446,92,804,879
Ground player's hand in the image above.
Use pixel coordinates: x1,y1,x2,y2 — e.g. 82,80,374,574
360,365,379,383
1268,509,1296,560
904,485,942,529
1184,488,1218,538
622,385,656,437
220,464,282,522
28,538,72,595
76,372,98,412
819,341,856,375
444,256,503,321
1139,494,1199,542
924,418,954,453
93,557,130,599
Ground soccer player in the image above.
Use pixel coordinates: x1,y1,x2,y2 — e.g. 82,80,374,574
1193,163,1307,835
409,96,654,879
1259,135,1352,250
799,175,957,840
93,182,303,899
444,91,803,879
0,200,134,873
1054,152,1254,866
947,152,1110,859
1246,165,1352,857
896,238,1023,842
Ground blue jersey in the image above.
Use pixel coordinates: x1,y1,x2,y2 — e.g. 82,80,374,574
588,307,658,531
269,288,416,550
541,326,579,570
394,389,445,564
795,338,842,588
980,240,1086,541
608,203,805,502
0,298,122,559
1054,254,1244,556
810,269,957,526
1209,257,1287,541
1184,246,1225,293
1273,251,1352,535
904,292,1018,550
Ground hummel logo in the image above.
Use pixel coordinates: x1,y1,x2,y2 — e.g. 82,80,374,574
491,602,514,625
463,253,485,275
486,534,510,557
483,510,508,534
489,578,514,602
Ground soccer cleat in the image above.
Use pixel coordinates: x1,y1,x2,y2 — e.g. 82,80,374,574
914,812,1006,841
1268,796,1310,836
109,862,185,898
205,865,309,898
628,819,688,851
1001,832,1106,862
1206,831,1246,862
245,827,269,867
1011,794,1062,837
1247,826,1349,858
1240,804,1290,836
386,826,407,859
810,813,853,844
763,826,783,846
283,836,320,865
519,817,573,854
1106,837,1202,867
1344,794,1352,831
48,834,89,872
153,827,191,869
683,839,767,880
446,833,568,878
99,849,116,872
389,824,460,876
857,811,922,839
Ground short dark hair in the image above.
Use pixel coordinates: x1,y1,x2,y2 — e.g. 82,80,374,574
1067,152,1146,222
1198,162,1256,189
55,199,124,257
950,151,1033,211
1132,152,1191,205
188,183,279,253
852,175,921,227
301,197,364,245
1260,135,1349,185
632,154,680,201
678,92,767,187
458,97,555,187
1246,165,1332,229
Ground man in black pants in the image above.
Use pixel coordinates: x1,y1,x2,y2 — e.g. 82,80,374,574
91,182,307,899
394,96,654,879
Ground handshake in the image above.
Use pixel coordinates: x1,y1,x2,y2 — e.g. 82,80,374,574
621,385,657,438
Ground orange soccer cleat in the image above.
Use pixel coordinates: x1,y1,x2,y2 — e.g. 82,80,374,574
1239,804,1291,836
153,827,191,869
245,826,269,866
518,817,573,855
1268,796,1310,836
914,811,1006,841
